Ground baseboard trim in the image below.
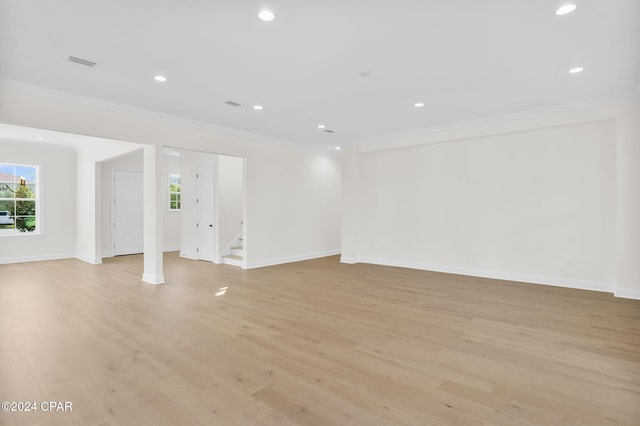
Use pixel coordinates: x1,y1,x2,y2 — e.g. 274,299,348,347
342,256,614,294
0,253,75,265
75,255,103,265
614,287,640,300
142,273,165,285
104,248,177,258
340,256,360,264
179,252,198,260
247,249,341,269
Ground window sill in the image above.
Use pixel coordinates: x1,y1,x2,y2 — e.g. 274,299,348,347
0,231,43,239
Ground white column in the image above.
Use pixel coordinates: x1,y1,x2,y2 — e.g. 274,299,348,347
75,151,102,264
615,99,640,299
142,145,165,284
340,149,361,263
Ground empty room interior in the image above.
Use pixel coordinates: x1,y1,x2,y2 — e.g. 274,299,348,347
1,1,639,425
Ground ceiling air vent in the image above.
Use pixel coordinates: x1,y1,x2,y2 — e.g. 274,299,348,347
324,129,335,133
68,56,97,67
224,100,242,107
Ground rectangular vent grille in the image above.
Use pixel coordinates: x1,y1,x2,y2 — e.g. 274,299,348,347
68,56,96,67
224,100,242,107
324,129,335,133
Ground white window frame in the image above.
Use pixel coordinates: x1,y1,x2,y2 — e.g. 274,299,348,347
0,163,40,236
168,173,181,211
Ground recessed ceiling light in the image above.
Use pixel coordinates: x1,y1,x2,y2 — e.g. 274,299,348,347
258,10,275,21
414,102,425,108
569,66,584,74
556,4,577,15
154,75,167,82
317,124,326,129
253,105,263,110
37,137,45,141
335,146,342,150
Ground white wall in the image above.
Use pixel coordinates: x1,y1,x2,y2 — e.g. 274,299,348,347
246,144,341,268
75,141,143,263
344,120,616,290
0,83,338,271
343,97,640,297
615,100,640,299
100,150,143,257
217,154,243,252
0,140,76,263
99,150,180,256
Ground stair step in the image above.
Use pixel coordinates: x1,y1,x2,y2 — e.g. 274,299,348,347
231,246,243,250
223,255,243,267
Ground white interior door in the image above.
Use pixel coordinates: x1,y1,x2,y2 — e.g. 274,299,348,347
196,165,215,261
114,170,144,256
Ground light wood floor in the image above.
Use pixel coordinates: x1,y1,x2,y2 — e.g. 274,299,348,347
1,253,639,425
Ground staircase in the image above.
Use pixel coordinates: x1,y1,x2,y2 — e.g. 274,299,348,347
222,234,244,267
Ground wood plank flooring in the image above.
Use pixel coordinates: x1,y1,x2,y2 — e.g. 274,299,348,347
0,252,639,425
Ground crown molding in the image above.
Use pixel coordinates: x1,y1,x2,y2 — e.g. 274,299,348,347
0,79,314,151
354,91,640,152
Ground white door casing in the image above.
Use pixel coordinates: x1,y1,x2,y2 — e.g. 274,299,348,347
114,170,144,256
196,165,215,261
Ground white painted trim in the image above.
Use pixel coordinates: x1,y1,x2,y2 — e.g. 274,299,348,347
75,255,103,265
614,287,640,300
104,247,176,257
179,252,198,260
354,93,640,151
222,256,244,267
0,231,45,239
247,249,341,269
142,273,165,285
341,257,615,294
0,252,75,265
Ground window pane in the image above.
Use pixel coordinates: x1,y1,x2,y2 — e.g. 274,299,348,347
169,174,181,192
169,174,181,210
0,163,38,235
15,166,36,182
16,216,36,232
16,200,36,217
16,185,35,199
0,165,14,176
0,206,15,229
0,185,15,198
0,200,15,215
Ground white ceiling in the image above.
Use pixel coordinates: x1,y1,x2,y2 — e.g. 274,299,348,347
1,0,639,146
